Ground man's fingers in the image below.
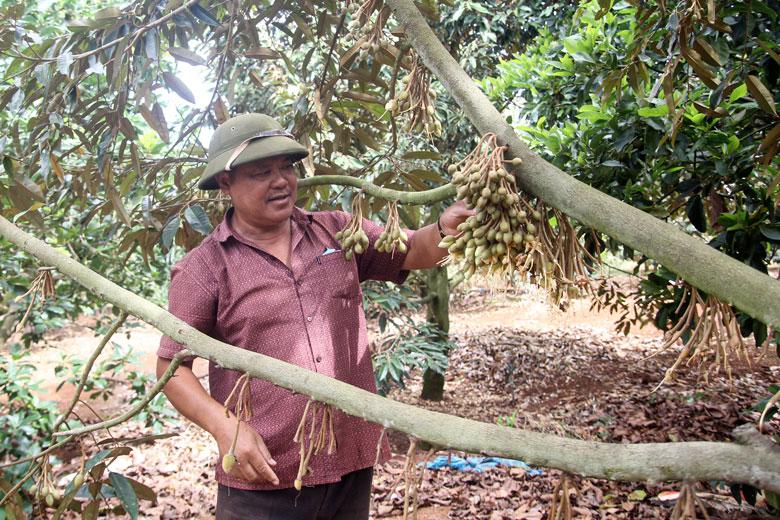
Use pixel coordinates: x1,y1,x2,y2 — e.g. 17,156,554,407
222,424,280,485
439,200,476,235
247,452,279,486
456,199,476,216
239,462,261,483
254,436,277,466
245,430,278,484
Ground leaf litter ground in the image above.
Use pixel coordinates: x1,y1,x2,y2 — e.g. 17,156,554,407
43,286,778,519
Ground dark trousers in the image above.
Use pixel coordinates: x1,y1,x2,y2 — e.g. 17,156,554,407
215,467,373,520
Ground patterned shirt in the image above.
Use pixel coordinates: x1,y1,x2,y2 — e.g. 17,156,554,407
157,207,412,490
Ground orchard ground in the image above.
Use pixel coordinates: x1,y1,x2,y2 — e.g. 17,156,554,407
23,275,780,519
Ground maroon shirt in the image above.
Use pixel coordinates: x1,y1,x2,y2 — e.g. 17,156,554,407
158,207,412,490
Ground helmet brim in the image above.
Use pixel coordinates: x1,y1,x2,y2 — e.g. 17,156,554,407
198,135,309,190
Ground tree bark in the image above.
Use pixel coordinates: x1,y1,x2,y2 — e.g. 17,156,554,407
384,0,780,332
299,175,455,204
2,215,779,492
420,266,450,401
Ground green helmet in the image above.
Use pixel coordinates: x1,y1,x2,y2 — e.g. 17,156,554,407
198,113,309,190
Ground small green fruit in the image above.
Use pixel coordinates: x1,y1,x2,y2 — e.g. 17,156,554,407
222,453,237,473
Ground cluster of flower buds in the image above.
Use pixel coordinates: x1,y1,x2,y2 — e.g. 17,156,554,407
375,201,408,254
221,373,253,474
30,459,64,508
438,133,528,278
385,58,442,137
517,202,596,305
336,192,370,260
343,0,387,57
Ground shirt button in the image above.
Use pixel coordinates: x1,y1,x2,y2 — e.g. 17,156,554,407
306,316,312,322
315,356,322,363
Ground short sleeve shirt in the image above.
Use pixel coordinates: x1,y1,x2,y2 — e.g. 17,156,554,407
157,207,413,490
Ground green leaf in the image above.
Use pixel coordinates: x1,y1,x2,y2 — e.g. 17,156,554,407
123,475,156,502
562,34,587,55
189,3,220,27
407,169,446,184
93,7,122,21
161,215,180,251
728,83,748,103
717,213,739,228
85,447,132,473
746,75,777,116
686,196,707,232
571,52,595,64
162,72,195,104
753,320,768,347
726,134,740,154
354,128,380,151
15,176,44,201
184,205,213,235
108,472,138,520
139,103,169,143
765,490,780,511
760,225,780,242
402,150,442,161
244,47,282,60
602,160,623,168
82,500,98,520
67,19,92,32
577,104,610,122
168,47,206,66
144,28,158,61
655,305,670,330
637,105,669,118
86,7,123,28
109,191,132,227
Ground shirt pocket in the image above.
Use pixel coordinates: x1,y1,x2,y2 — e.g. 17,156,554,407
313,252,360,300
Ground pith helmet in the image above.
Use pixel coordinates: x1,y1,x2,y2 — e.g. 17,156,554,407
198,113,308,190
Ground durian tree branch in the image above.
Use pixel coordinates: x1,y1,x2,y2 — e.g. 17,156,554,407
385,0,780,331
1,215,779,493
298,175,455,204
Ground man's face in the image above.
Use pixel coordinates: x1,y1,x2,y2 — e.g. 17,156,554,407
217,155,298,228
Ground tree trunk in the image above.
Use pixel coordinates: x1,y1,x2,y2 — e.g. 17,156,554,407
421,265,450,401
3,215,780,493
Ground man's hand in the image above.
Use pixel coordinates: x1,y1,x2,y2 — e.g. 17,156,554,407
215,415,279,486
157,358,281,486
438,199,475,237
401,200,476,270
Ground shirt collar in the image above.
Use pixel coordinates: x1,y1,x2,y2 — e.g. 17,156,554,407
215,206,311,243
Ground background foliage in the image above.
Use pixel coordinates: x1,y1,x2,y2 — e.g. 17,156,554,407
0,0,779,514
483,0,780,345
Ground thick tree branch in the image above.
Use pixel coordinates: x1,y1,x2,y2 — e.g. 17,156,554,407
384,0,780,331
1,215,779,492
298,175,455,204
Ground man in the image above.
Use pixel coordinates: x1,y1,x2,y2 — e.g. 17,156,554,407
157,113,470,519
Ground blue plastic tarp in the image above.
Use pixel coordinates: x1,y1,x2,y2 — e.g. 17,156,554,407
425,455,543,476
